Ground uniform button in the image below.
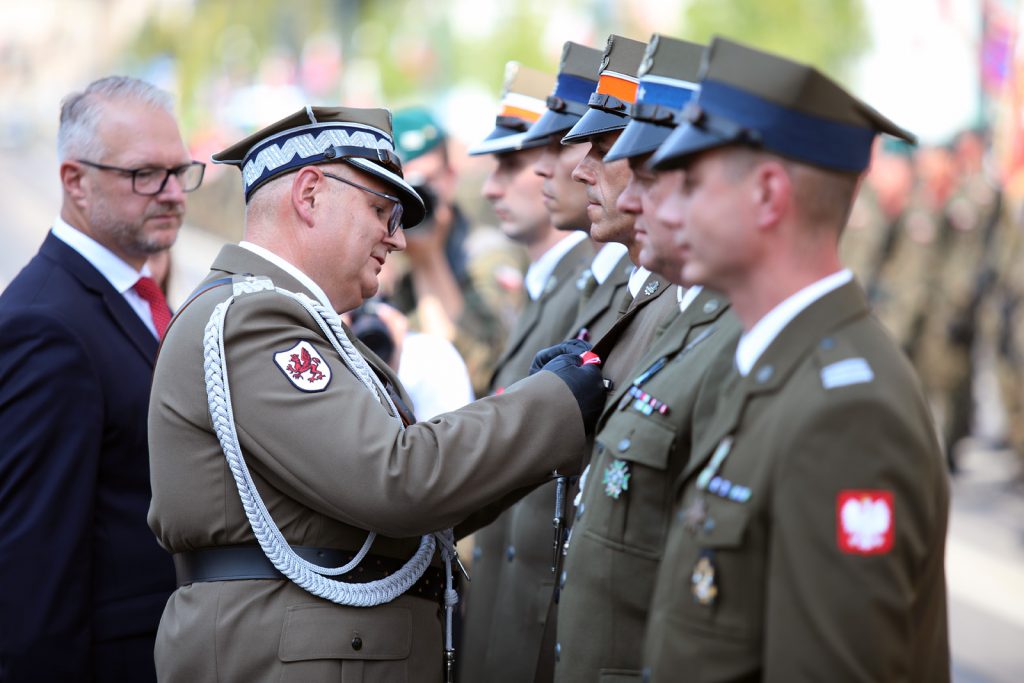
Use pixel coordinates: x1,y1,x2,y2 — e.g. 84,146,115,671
506,545,516,562
473,546,482,561
617,438,631,452
703,299,720,313
756,365,774,383
351,635,363,651
555,642,561,662
576,502,585,520
560,570,567,589
820,336,835,350
642,667,652,683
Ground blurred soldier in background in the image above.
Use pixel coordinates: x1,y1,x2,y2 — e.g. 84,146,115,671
387,107,511,397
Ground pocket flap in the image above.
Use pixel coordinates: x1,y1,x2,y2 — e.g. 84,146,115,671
693,498,749,549
279,603,412,661
598,418,675,471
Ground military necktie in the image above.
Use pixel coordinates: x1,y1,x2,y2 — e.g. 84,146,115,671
134,276,172,339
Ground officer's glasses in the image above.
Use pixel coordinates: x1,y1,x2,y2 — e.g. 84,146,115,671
77,159,206,196
322,172,404,236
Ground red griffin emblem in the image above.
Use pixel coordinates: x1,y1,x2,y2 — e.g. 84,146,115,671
286,346,326,383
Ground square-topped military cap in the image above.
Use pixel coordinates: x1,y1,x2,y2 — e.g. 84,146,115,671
212,105,426,228
649,37,916,173
522,41,603,143
604,35,704,162
562,34,648,145
469,62,556,156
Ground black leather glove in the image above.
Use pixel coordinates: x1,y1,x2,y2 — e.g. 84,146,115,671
529,338,592,376
541,352,606,433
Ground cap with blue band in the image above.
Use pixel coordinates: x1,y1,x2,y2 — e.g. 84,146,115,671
649,37,916,173
523,41,603,143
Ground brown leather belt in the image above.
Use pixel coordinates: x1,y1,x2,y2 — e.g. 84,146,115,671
173,544,447,602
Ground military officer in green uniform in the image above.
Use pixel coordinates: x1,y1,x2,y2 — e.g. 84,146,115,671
458,60,595,683
552,35,744,683
146,106,606,683
640,38,950,682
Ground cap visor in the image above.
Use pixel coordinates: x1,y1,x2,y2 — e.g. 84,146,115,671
523,109,581,143
468,127,547,156
604,119,675,162
344,157,426,228
561,108,629,145
649,123,731,171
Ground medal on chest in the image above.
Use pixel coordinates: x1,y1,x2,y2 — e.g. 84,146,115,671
691,551,719,607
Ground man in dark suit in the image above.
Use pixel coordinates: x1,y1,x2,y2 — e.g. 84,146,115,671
0,76,202,681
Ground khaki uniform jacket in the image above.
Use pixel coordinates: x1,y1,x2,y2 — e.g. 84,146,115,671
555,288,740,683
642,282,950,683
147,245,589,683
596,274,681,394
570,252,635,343
459,237,592,683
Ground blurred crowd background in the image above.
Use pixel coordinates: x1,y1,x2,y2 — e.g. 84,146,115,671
3,1,1024,681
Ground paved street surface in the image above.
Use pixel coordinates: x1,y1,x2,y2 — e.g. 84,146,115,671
1,144,1022,682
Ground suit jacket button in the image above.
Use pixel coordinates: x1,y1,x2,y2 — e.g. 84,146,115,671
351,635,363,651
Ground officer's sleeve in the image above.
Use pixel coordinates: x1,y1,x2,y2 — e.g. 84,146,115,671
0,310,100,677
222,292,587,538
763,389,949,682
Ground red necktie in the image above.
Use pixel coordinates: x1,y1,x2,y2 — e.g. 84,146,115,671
133,276,172,339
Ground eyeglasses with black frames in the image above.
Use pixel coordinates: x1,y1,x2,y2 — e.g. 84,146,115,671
322,171,404,236
76,159,206,196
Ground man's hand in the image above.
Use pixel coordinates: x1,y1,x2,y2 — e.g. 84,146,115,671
530,339,592,376
541,352,606,433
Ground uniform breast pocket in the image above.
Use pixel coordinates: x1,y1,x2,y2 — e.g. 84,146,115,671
667,499,763,643
278,603,412,683
586,418,676,555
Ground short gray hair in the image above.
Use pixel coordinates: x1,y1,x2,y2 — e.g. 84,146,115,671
57,76,175,162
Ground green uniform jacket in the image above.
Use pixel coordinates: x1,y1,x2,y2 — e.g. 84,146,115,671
643,281,950,683
459,237,592,683
555,288,740,683
570,252,635,343
147,245,589,683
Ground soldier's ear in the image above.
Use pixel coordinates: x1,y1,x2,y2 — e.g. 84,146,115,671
292,167,322,227
752,160,791,233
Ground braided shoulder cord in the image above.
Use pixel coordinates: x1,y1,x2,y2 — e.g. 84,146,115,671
202,277,458,612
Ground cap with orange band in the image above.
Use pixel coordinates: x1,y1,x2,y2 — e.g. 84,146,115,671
561,34,648,145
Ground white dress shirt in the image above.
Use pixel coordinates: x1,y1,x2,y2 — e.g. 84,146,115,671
590,242,630,285
735,269,853,376
239,241,335,312
51,216,159,338
524,231,589,301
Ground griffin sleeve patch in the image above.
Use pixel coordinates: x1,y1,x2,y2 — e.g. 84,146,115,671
273,340,332,392
837,490,894,554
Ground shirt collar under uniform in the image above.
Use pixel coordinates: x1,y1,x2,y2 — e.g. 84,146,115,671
525,230,589,301
51,215,150,292
590,242,629,285
735,268,853,376
627,265,652,299
239,241,335,312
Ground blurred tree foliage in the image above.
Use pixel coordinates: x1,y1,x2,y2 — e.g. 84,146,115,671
126,0,868,130
679,0,868,78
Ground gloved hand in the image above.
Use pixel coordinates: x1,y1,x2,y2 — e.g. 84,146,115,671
541,352,606,433
530,338,592,376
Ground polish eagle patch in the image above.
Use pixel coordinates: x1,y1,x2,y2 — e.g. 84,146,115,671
837,490,894,555
274,340,331,392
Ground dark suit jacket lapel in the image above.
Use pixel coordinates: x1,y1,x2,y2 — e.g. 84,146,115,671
40,232,158,367
678,281,870,488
